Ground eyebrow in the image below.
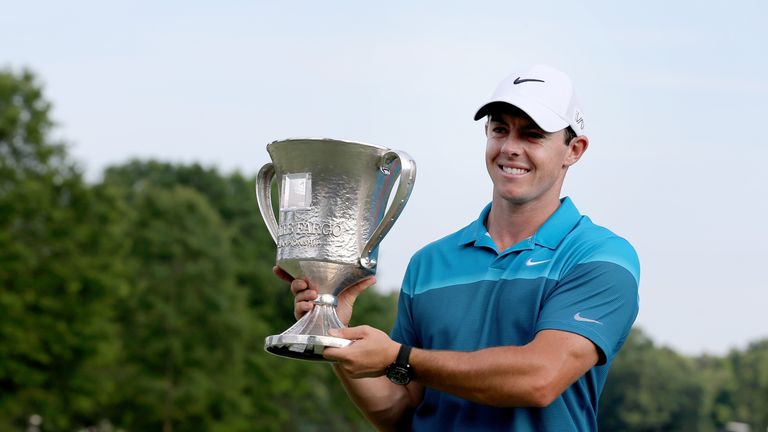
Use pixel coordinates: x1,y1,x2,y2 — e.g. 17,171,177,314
488,115,548,134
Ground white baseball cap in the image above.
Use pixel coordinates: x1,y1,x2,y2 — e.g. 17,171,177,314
473,64,586,136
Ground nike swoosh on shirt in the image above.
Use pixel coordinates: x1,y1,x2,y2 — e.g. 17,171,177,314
574,312,602,325
525,258,551,266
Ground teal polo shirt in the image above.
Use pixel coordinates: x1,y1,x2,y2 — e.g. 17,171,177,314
391,197,640,431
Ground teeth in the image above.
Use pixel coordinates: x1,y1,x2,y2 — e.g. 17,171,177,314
501,166,529,175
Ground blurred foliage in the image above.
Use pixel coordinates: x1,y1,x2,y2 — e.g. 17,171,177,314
599,328,706,431
1,68,128,430
2,68,767,431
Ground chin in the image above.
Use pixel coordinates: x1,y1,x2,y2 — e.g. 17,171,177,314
495,191,531,204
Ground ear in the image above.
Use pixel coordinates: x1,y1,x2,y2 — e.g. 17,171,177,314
564,135,589,167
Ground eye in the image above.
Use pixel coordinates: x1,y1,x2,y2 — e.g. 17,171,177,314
491,125,508,135
525,131,545,140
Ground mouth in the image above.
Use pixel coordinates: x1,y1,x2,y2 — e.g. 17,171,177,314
499,165,530,175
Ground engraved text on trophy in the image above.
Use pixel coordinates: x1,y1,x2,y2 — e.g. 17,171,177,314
277,220,348,249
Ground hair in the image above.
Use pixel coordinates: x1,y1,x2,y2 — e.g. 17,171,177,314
563,126,577,146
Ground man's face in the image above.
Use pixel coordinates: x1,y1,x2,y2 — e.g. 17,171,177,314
485,109,582,207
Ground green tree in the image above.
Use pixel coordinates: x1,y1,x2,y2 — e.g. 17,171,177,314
104,185,252,431
599,328,705,432
0,69,126,430
102,162,278,321
101,160,396,431
714,340,768,430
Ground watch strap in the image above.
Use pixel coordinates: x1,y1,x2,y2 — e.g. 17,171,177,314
396,344,412,366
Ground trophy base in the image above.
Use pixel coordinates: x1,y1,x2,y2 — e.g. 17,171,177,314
265,334,351,361
264,298,352,362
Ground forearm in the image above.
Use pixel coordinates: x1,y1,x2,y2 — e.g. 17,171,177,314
409,346,546,407
332,364,419,431
409,331,598,408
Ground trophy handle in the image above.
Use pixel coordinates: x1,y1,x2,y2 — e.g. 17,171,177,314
255,162,279,244
359,150,417,269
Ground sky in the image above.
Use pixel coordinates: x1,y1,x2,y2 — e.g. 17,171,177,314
2,0,767,356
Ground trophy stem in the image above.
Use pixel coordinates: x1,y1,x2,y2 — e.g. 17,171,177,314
264,294,352,361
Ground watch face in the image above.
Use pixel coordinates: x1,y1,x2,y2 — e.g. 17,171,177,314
387,366,410,385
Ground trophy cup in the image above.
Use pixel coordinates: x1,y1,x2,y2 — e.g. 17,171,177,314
256,138,416,361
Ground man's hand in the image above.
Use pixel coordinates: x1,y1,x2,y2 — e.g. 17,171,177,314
272,266,376,324
324,325,401,379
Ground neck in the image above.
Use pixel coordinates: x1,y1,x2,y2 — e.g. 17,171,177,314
486,196,562,252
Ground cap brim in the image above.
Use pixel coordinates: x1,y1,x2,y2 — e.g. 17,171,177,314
473,95,568,133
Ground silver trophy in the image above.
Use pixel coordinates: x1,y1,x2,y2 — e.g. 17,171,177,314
256,138,416,361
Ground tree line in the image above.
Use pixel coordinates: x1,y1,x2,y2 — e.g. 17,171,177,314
1,68,766,431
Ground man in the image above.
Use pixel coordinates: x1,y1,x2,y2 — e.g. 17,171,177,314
276,64,640,431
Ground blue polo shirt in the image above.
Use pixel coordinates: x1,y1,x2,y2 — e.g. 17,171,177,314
391,197,640,432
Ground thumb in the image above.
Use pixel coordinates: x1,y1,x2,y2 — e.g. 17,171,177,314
339,276,376,304
329,325,370,340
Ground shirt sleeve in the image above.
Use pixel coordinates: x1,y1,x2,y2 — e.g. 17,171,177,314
535,237,640,365
390,258,420,347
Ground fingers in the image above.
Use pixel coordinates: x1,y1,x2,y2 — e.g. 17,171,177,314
276,269,376,323
289,278,308,295
294,300,314,320
291,278,316,321
329,325,371,340
323,326,400,378
324,326,372,362
272,267,316,320
272,266,294,283
294,286,317,303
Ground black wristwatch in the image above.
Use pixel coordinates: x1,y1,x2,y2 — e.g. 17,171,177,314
386,344,413,385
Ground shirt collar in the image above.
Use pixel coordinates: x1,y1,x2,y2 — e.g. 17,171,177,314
458,197,582,250
458,203,493,247
532,197,582,249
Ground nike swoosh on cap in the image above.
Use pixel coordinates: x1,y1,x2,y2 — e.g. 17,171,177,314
513,77,545,85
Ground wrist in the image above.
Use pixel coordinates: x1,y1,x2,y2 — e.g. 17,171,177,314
385,344,413,385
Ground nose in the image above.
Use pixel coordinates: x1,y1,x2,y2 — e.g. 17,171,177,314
499,135,522,158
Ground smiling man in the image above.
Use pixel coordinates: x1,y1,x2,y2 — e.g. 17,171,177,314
278,64,640,431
